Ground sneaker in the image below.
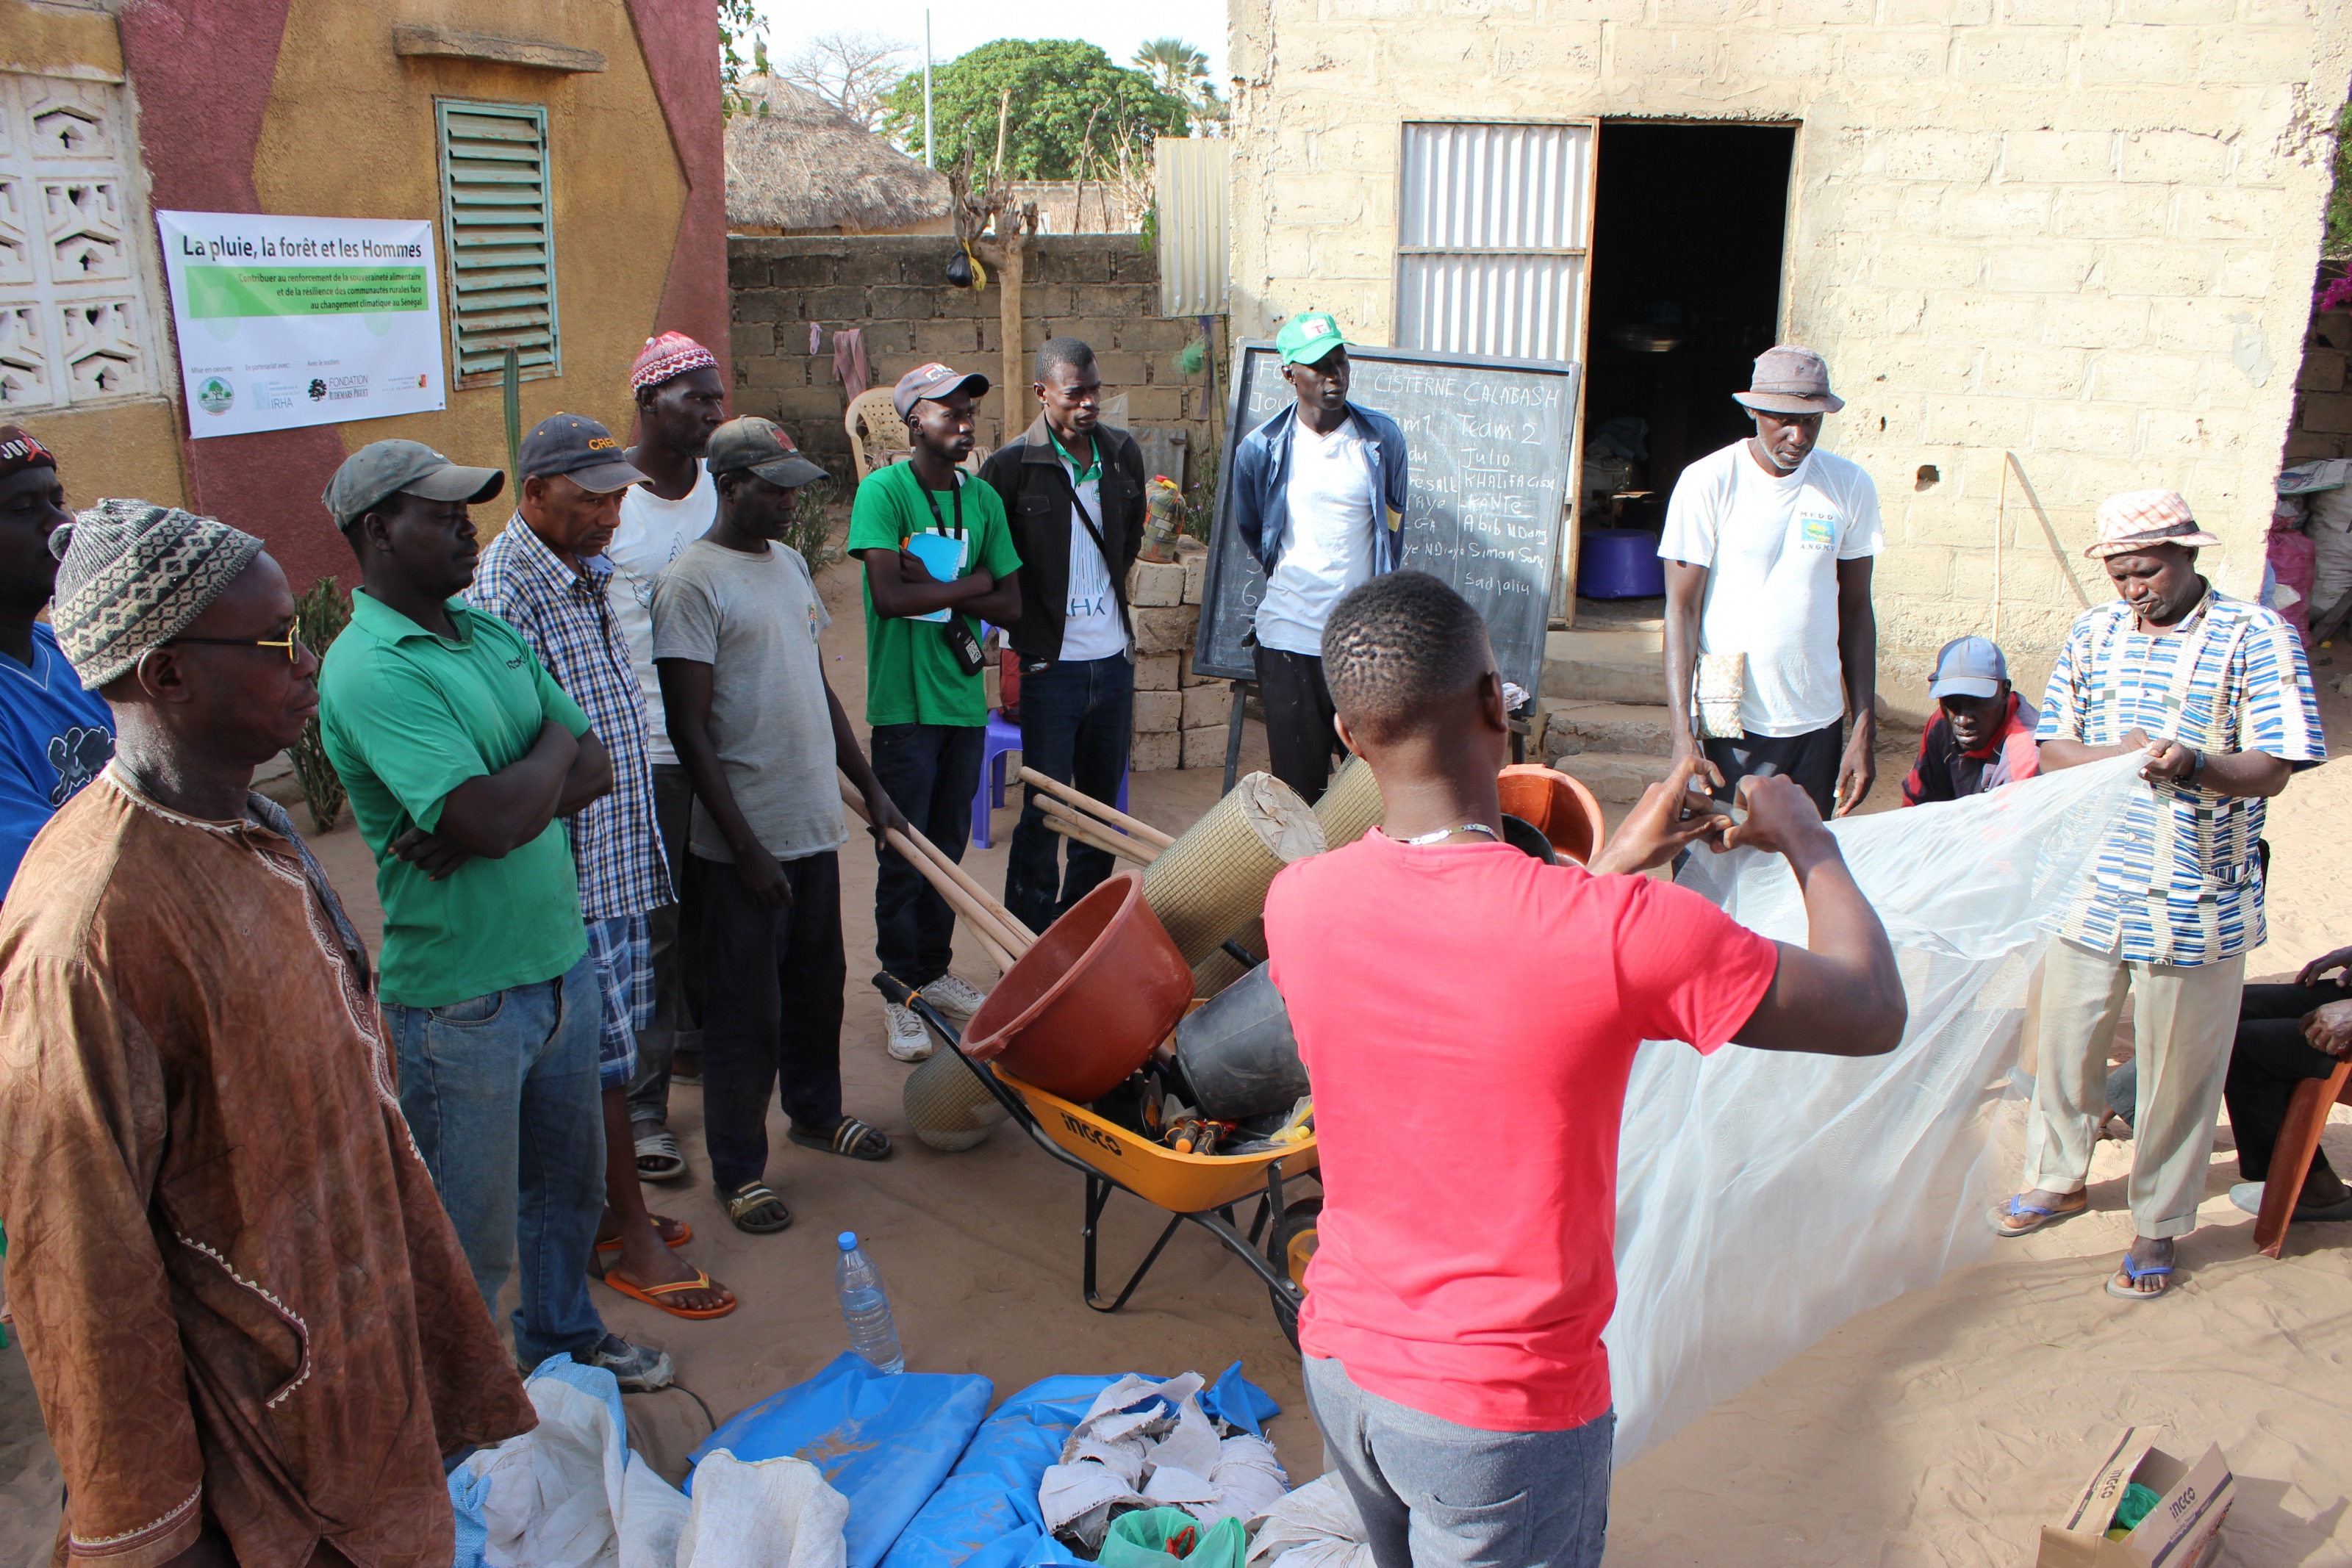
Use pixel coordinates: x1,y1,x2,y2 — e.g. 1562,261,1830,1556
922,973,990,1024
587,1332,673,1392
883,1001,935,1062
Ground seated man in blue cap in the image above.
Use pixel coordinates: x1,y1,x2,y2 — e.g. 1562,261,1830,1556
1898,634,2040,806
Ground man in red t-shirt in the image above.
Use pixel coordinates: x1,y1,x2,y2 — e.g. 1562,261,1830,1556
1264,571,1907,1568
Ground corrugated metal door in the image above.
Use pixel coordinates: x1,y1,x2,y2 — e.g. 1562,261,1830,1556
1395,122,1594,364
1155,137,1230,317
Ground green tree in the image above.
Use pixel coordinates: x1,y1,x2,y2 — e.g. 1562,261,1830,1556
882,39,1188,179
717,0,769,119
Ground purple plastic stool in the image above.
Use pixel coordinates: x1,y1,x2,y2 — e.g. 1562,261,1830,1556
971,711,1130,849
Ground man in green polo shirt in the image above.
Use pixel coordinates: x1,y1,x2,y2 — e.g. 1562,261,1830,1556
845,363,1022,1060
316,439,672,1391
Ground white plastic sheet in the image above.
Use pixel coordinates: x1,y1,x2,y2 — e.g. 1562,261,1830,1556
1607,755,2148,1462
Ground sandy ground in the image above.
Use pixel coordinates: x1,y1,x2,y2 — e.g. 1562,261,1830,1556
1,560,2347,1565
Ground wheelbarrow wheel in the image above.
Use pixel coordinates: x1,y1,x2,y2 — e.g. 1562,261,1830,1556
1266,1195,1322,1351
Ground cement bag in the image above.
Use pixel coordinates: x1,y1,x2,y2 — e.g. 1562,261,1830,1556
689,1352,992,1568
1242,1476,1373,1568
1607,755,2146,1463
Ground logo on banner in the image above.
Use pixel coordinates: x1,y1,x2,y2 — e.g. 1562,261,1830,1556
197,377,234,416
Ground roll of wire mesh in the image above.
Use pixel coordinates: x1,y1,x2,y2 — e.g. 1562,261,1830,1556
1141,771,1324,968
1187,756,1383,996
902,1048,1009,1152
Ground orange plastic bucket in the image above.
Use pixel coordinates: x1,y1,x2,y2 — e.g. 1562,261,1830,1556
1496,765,1607,866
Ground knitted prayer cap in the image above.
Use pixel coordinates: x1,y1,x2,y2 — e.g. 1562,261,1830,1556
630,331,718,392
49,498,265,687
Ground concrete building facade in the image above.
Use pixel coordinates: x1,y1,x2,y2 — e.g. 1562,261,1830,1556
4,0,724,591
1227,0,2352,710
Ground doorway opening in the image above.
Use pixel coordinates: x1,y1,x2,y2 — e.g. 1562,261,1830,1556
1576,121,1796,608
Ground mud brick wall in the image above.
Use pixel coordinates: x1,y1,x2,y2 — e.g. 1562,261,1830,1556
728,235,1216,483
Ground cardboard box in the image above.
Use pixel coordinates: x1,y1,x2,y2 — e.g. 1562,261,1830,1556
2034,1428,2232,1568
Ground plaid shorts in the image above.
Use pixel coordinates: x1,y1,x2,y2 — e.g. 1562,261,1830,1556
584,913,653,1090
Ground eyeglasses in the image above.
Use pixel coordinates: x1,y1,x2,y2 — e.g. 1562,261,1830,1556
165,631,308,663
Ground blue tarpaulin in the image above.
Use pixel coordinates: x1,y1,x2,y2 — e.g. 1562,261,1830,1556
688,1353,994,1568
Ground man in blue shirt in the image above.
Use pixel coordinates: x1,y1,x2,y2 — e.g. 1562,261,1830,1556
0,426,112,899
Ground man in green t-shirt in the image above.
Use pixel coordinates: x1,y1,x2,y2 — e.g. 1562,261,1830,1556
316,439,672,1391
845,364,1022,1060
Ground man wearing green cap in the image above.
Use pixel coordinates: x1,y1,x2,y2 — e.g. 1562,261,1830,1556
1230,312,1410,802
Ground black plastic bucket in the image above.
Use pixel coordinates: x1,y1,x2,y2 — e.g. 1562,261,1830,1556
1175,964,1310,1122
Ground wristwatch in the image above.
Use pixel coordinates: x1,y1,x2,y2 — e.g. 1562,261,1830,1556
2186,747,2206,786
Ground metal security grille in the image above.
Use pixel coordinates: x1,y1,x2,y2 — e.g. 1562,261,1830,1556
436,99,559,385
1395,122,1594,364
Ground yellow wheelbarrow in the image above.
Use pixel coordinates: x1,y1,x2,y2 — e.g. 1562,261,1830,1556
883,977,1322,1345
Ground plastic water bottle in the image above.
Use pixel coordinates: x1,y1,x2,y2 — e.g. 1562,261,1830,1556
836,1231,904,1374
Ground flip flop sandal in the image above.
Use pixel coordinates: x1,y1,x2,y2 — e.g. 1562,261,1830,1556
790,1118,894,1162
603,1265,737,1320
636,1129,689,1184
723,1183,794,1234
595,1216,693,1256
2104,1255,2175,1301
1987,1194,2086,1238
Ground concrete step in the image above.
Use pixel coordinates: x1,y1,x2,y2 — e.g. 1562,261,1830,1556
1541,625,1669,705
1541,699,1674,758
1546,749,1677,804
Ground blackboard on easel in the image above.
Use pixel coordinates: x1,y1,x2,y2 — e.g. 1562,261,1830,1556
1191,341,1582,699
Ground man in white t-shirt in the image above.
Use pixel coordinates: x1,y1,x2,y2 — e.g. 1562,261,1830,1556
1656,345,1883,819
612,331,726,1183
1229,312,1411,802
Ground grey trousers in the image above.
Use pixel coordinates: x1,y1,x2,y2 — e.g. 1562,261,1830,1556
1302,1355,1613,1568
627,763,704,1131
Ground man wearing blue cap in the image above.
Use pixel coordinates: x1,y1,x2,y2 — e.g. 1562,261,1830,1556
1898,635,2040,806
1230,312,1410,802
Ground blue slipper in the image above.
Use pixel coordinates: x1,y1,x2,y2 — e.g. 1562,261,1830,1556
1988,1193,2086,1237
2104,1254,2174,1301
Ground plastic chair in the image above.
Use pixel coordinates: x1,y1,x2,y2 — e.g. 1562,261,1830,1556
844,388,908,480
971,711,1130,849
2254,1056,2352,1258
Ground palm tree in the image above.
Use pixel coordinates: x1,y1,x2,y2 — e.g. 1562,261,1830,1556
1133,37,1218,135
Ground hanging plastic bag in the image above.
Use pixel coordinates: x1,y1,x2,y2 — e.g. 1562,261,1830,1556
1097,1508,1247,1568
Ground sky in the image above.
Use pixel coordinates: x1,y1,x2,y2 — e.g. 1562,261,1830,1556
753,0,1229,88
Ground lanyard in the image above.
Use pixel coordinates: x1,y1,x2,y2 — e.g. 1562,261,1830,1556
917,471,964,540
1048,428,1101,485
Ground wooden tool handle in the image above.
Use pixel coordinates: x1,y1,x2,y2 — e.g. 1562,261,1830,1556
1044,812,1157,867
1017,766,1176,849
839,777,1035,957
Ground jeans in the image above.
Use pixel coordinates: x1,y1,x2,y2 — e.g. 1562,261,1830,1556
869,722,983,990
1254,646,1341,804
387,952,606,1367
1004,655,1135,934
628,763,705,1132
1303,1356,1613,1568
702,851,847,1193
2225,980,2351,1183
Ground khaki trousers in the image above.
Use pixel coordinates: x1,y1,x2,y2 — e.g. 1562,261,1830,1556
2022,938,2244,1239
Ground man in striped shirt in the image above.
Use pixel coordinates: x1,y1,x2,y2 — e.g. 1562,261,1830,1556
1991,491,2325,1301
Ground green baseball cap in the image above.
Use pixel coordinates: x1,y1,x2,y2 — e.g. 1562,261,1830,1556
323,439,504,529
1275,311,1350,367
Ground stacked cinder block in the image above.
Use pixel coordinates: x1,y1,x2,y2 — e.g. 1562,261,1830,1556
1127,537,1219,771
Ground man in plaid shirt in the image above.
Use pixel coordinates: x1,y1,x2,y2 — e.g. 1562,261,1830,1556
472,414,735,1320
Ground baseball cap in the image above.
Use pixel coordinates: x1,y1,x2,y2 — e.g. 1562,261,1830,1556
706,416,827,488
892,362,990,420
1927,635,2009,702
517,414,646,495
323,439,504,529
1275,311,1349,367
1732,345,1844,415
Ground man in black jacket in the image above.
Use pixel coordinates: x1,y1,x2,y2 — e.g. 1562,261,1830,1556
980,337,1146,934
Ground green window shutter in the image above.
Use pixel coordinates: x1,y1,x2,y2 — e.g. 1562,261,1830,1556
436,99,559,386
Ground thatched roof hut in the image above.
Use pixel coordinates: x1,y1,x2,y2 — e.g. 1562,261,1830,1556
725,78,953,237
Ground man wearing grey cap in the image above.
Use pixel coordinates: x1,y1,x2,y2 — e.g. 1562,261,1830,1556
0,500,534,1568
655,417,908,1235
1898,635,2040,807
470,414,732,1319
318,439,673,1389
1657,345,1882,819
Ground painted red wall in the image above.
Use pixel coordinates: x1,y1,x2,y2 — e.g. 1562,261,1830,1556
627,0,731,389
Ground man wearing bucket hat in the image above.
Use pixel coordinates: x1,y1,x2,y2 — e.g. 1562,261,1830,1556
1658,345,1883,819
1228,311,1410,803
1896,634,2040,806
1993,489,2324,1302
